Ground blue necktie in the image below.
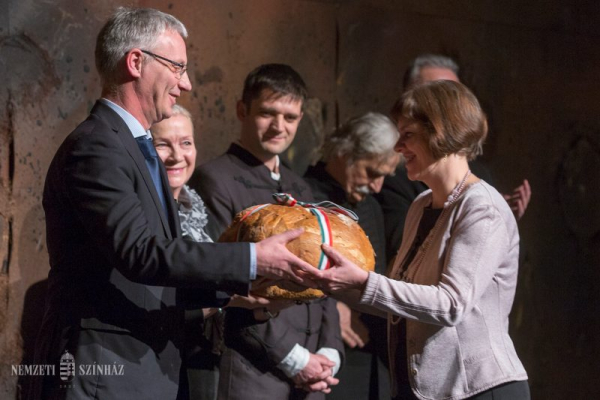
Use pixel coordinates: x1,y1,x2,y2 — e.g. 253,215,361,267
135,136,168,215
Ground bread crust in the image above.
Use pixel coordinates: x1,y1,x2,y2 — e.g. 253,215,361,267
219,204,375,300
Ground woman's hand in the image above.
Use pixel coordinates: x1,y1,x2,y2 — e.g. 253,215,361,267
316,245,370,293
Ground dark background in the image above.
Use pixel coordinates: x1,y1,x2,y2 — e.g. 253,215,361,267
1,0,599,398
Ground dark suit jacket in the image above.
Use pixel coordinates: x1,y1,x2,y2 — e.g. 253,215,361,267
190,144,344,399
34,102,252,400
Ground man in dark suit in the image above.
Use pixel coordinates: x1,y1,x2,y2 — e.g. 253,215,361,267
190,64,343,399
33,8,315,400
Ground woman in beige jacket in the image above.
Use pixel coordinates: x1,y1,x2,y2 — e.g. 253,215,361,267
309,80,530,400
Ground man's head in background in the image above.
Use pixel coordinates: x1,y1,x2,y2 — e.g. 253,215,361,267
402,53,460,90
322,112,400,204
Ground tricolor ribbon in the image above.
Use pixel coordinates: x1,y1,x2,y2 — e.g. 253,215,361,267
272,193,358,221
309,207,333,270
274,193,357,270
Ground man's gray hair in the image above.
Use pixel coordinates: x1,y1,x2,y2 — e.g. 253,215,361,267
403,54,459,90
322,112,399,163
95,7,187,88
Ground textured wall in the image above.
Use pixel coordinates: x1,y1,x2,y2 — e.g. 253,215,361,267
142,0,338,169
1,0,599,398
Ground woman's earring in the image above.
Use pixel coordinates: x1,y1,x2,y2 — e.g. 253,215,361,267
443,154,448,162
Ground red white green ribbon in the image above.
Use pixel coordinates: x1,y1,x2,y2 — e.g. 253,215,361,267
273,193,358,271
309,208,333,270
272,193,358,221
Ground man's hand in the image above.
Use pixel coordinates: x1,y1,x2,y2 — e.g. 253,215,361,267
503,179,531,221
337,302,369,348
293,353,338,393
297,375,339,394
255,229,321,286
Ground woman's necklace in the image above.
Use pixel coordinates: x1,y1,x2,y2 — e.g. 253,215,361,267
390,169,471,325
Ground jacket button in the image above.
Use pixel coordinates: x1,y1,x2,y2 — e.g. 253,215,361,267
411,368,418,376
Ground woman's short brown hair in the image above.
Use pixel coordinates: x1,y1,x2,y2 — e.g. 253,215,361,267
390,80,488,161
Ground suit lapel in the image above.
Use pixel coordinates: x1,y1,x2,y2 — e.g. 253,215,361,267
158,162,181,238
91,102,174,239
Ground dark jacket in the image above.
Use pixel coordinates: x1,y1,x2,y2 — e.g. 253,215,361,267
304,162,390,400
34,102,251,400
191,144,344,400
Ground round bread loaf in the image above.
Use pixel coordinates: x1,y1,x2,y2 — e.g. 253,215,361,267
218,204,375,300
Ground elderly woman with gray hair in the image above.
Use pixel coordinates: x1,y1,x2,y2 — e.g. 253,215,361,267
304,112,400,400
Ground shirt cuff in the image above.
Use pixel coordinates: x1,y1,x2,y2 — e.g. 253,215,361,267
277,344,310,378
317,347,341,376
249,243,257,280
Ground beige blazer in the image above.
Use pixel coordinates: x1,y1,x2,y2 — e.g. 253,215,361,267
361,181,527,400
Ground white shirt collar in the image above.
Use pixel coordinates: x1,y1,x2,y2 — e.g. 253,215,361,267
270,156,281,181
99,98,151,139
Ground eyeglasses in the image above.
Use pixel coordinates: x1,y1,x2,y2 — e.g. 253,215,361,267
141,50,187,78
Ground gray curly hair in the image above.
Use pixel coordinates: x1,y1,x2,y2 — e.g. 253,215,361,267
322,112,399,164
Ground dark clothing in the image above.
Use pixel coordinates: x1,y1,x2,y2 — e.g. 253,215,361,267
375,160,494,264
374,164,427,265
304,162,390,400
191,144,344,400
466,380,530,400
304,162,388,277
189,143,312,235
34,102,251,400
177,185,222,400
392,379,530,400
